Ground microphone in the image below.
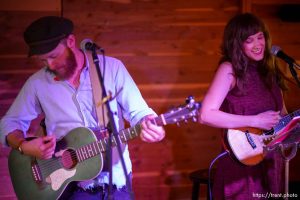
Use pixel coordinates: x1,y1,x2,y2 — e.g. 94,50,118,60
272,45,300,87
80,38,104,52
271,45,300,70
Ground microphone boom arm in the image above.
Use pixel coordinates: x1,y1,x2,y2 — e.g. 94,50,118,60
288,63,300,87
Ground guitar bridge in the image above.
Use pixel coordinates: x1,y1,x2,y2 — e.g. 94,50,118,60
31,160,43,182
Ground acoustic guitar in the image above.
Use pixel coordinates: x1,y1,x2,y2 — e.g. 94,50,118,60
225,109,300,166
8,98,200,200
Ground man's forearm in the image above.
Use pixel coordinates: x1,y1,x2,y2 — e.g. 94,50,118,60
6,130,26,149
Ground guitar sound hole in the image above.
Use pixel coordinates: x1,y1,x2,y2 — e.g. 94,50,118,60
61,149,78,169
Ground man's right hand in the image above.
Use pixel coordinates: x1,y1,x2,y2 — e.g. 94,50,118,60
21,135,56,159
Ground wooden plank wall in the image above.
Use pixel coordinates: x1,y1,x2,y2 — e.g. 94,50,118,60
0,0,300,199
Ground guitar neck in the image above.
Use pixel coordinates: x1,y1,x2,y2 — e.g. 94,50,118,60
74,98,200,163
116,116,164,145
75,116,164,162
274,109,300,133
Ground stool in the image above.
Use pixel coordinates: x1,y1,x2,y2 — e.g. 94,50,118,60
189,168,216,200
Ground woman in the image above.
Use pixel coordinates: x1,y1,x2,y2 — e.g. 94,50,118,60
199,13,287,199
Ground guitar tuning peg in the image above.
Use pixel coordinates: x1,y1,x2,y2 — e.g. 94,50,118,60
185,95,195,104
192,117,197,122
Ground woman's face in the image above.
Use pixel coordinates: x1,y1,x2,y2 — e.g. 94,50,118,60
242,31,265,61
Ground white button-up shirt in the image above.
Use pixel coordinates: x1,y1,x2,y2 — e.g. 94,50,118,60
0,54,154,188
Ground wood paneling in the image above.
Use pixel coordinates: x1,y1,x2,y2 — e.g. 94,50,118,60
0,0,61,11
1,0,300,199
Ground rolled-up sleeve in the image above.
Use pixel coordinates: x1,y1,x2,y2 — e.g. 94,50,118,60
111,58,155,126
0,76,41,146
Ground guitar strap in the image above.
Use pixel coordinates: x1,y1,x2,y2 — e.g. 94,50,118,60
86,51,109,135
37,52,109,138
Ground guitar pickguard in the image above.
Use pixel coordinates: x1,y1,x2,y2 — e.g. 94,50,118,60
47,168,76,191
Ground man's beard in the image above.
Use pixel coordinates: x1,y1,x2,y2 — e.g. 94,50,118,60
47,48,77,80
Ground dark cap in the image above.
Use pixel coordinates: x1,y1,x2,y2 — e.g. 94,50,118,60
23,16,74,56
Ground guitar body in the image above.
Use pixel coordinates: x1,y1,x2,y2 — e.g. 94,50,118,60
226,116,300,166
8,127,103,200
225,128,264,166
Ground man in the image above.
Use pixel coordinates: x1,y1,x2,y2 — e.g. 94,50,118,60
0,16,165,199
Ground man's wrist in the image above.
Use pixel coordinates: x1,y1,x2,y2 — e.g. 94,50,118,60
17,139,26,154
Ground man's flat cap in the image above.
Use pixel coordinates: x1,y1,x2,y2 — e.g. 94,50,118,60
23,16,73,56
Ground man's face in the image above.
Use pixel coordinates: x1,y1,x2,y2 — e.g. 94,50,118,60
35,42,77,80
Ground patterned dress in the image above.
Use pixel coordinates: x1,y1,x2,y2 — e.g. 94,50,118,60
213,64,285,199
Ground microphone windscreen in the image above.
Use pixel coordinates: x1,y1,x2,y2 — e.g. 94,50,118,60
80,38,93,51
271,45,281,56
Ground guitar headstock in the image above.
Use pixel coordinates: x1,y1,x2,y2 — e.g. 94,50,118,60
159,96,201,126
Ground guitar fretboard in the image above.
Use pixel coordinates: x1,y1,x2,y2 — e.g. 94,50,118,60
273,109,300,133
75,117,163,162
72,100,200,163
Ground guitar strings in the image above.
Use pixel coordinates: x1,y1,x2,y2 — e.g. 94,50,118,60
262,112,298,143
35,138,110,176
263,114,293,136
35,126,138,176
37,142,99,172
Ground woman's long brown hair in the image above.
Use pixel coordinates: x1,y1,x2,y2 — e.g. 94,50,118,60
219,13,287,91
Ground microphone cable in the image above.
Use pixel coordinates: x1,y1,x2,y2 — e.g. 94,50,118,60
208,151,229,200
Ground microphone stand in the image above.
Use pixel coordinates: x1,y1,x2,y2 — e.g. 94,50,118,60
264,124,300,200
89,47,134,200
279,143,298,200
288,63,300,87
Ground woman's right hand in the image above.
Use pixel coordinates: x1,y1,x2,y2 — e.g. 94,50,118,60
253,110,281,130
20,135,56,159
